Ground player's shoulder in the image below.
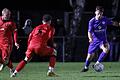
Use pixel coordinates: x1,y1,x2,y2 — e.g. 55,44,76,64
89,17,95,23
7,19,16,25
6,19,16,26
102,16,108,19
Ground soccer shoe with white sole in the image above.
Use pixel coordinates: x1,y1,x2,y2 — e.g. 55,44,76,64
47,71,58,77
0,64,6,71
10,69,15,76
10,73,17,77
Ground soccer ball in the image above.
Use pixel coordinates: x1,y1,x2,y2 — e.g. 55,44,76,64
93,63,104,72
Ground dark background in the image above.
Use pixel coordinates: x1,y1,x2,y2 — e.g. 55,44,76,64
0,0,117,11
1,0,120,62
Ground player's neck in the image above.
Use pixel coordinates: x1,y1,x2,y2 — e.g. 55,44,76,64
95,16,103,20
43,22,50,26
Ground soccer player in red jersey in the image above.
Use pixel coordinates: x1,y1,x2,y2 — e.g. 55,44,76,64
11,14,58,77
0,8,19,75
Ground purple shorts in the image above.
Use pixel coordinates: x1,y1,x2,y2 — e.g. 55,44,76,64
88,40,108,54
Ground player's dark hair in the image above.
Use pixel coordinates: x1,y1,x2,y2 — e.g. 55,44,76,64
42,14,52,22
96,6,104,12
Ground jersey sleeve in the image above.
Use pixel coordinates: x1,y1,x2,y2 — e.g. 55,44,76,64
106,17,113,25
88,19,94,33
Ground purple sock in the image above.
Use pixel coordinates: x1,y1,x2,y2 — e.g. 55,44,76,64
85,60,90,67
98,52,107,62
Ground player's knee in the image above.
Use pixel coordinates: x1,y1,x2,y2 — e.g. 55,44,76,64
103,48,109,53
86,54,91,60
24,56,31,63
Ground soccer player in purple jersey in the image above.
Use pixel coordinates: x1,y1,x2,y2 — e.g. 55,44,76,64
81,6,119,72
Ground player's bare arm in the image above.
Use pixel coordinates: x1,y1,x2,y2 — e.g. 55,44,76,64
88,32,93,43
112,21,119,27
14,29,19,49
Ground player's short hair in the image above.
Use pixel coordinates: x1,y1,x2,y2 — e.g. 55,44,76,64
2,8,11,15
42,14,52,22
96,6,104,12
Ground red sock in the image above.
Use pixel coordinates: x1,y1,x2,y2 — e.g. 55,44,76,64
49,56,56,68
16,60,26,72
7,60,13,69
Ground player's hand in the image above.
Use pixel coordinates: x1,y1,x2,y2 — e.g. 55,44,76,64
119,22,120,26
89,38,93,43
113,21,119,26
15,42,19,49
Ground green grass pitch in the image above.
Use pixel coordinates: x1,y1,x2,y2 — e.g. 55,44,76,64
0,62,120,80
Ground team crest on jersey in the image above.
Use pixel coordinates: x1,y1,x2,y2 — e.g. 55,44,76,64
102,21,105,24
98,26,102,29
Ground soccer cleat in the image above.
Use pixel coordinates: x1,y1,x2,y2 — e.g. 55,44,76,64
47,71,58,77
10,73,17,77
81,68,89,72
10,69,15,76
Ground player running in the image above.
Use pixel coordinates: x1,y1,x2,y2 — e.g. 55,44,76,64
81,6,119,72
0,8,19,74
11,14,58,77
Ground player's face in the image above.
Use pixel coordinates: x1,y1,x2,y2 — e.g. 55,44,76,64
42,20,51,25
2,11,11,20
27,21,31,25
95,10,103,19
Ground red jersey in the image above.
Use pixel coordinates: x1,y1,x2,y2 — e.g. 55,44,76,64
28,23,55,47
0,16,17,45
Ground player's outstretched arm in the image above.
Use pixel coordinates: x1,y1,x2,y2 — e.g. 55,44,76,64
119,22,120,26
112,21,119,27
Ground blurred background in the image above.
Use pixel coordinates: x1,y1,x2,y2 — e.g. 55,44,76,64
1,0,120,62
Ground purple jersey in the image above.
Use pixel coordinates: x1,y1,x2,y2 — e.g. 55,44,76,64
88,16,112,54
88,16,112,42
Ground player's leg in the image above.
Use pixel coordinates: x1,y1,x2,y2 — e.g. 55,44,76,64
42,46,57,76
0,50,4,71
0,57,4,72
95,43,109,64
11,49,33,77
7,45,15,74
0,48,10,71
47,49,57,76
7,59,15,75
81,53,95,72
0,50,3,64
0,59,14,73
81,42,99,72
0,45,14,75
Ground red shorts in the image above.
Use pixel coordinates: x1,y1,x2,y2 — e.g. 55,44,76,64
0,43,12,62
25,44,54,60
